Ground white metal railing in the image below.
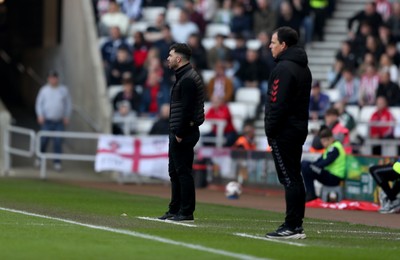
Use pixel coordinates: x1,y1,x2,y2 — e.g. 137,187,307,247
2,125,36,175
35,131,101,179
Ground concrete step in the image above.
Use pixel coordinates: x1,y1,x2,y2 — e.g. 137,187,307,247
333,10,357,19
308,56,335,65
309,64,331,73
324,33,348,42
307,50,336,58
336,3,365,12
311,71,329,80
310,41,342,49
324,26,348,34
326,19,348,27
338,0,369,4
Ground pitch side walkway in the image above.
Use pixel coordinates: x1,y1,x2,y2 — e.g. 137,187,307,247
61,180,400,230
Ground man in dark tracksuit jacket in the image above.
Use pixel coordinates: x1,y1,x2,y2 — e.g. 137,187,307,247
264,27,312,239
158,43,205,222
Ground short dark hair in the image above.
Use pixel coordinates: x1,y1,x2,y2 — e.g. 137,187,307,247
318,127,333,139
325,107,339,117
169,43,192,60
273,26,298,47
122,77,134,85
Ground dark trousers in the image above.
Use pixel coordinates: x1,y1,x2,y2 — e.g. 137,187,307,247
268,138,306,229
370,164,400,201
40,120,64,163
312,8,327,41
301,161,342,199
168,128,200,216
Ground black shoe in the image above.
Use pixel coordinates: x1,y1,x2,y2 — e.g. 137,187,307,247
169,214,194,222
266,224,306,239
158,212,176,220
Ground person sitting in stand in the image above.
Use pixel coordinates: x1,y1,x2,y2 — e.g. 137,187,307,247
232,119,257,150
333,101,356,133
311,107,352,154
369,95,395,155
112,100,137,135
107,46,135,86
309,80,330,120
204,95,238,146
302,127,347,202
206,61,234,102
149,103,170,135
369,160,400,214
112,78,142,114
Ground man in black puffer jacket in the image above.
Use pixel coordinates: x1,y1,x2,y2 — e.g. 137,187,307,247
264,27,312,239
158,43,205,222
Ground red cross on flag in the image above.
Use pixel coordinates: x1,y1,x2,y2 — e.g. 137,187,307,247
95,135,169,180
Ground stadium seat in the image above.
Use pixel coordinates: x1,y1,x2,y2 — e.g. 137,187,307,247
389,107,400,120
136,117,156,135
201,70,215,85
246,39,261,50
323,89,340,103
228,102,248,130
108,85,123,101
129,21,149,34
235,88,261,118
346,105,360,119
201,37,216,50
166,7,180,24
356,106,376,138
141,7,166,24
204,101,211,113
223,38,237,49
205,23,231,38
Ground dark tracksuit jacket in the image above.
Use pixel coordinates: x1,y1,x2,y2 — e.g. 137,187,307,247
264,45,312,228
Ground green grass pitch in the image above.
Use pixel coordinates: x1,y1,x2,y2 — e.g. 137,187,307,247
0,179,399,259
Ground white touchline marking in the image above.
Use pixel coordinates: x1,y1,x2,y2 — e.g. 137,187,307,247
137,216,197,227
0,207,268,260
234,233,307,247
321,229,400,236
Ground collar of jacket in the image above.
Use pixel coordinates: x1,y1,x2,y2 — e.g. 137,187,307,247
175,63,192,81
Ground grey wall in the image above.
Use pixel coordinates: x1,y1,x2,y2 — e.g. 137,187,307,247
0,100,11,170
60,0,111,134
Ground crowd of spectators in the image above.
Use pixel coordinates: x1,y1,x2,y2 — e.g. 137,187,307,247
309,0,400,155
93,0,400,153
93,0,326,144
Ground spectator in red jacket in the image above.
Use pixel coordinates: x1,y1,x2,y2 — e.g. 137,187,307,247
204,95,238,146
370,96,395,154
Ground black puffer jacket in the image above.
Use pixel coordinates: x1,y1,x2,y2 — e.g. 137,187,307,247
170,63,205,138
264,46,312,142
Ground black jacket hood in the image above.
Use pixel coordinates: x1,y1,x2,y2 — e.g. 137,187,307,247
275,46,308,66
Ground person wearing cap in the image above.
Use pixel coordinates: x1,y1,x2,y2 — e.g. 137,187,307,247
35,70,72,171
158,43,205,222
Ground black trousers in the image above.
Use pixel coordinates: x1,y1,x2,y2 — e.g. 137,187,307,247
168,128,200,216
268,138,306,229
369,164,400,201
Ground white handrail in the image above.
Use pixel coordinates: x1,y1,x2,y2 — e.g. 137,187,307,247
35,131,101,179
3,125,36,175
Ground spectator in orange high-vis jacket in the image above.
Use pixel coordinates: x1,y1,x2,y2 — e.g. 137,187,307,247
233,120,257,150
